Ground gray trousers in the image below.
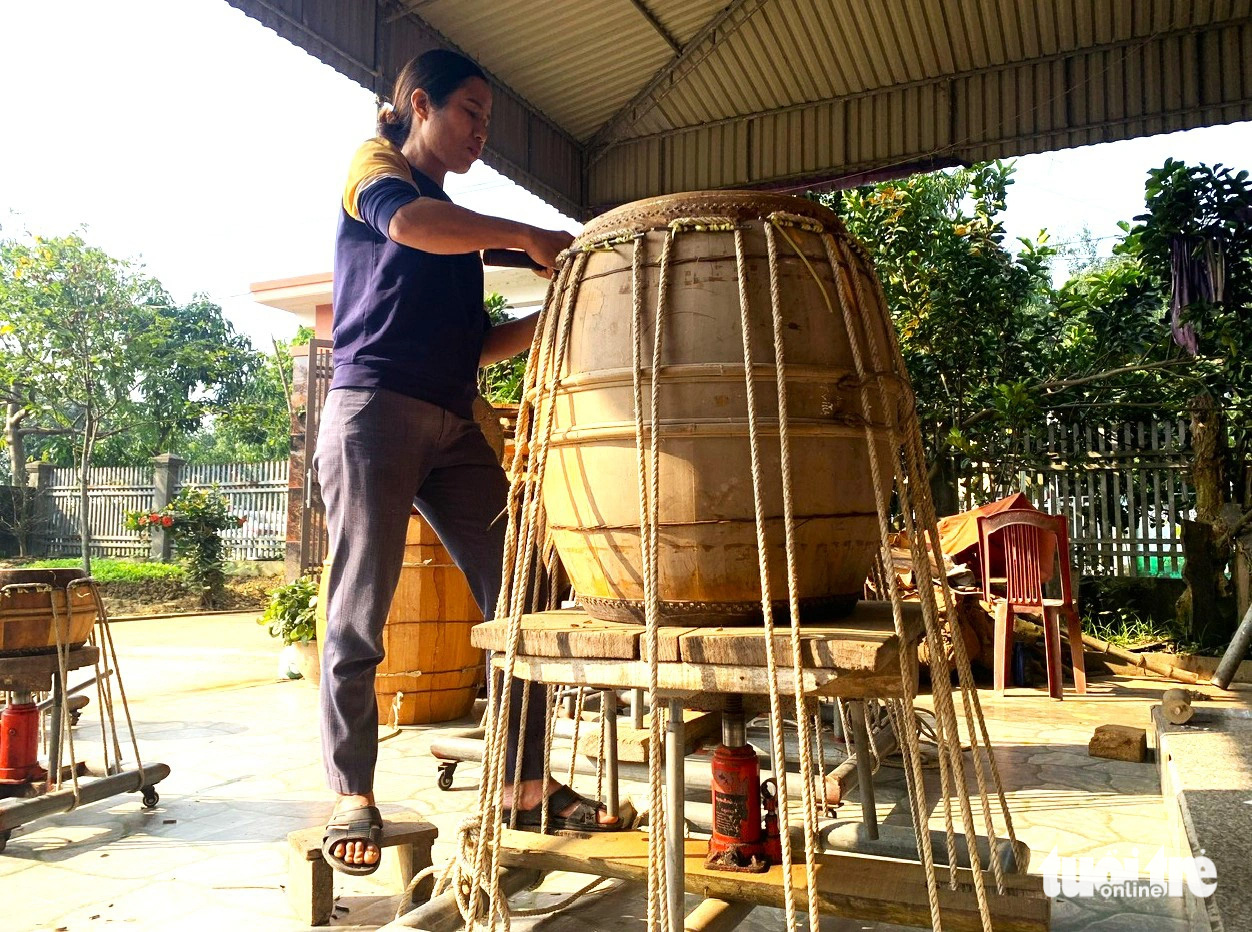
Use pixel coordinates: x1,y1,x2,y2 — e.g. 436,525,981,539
314,387,547,795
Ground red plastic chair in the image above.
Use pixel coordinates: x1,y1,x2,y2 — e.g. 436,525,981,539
977,509,1086,699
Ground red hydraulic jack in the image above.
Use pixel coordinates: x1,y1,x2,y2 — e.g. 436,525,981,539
706,695,780,872
0,692,48,787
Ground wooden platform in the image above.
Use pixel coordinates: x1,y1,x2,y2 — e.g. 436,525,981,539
472,601,923,701
494,828,1049,931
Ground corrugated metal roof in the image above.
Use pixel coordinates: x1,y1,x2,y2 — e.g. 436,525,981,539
224,0,1252,219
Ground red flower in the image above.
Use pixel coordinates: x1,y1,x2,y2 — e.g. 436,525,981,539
161,515,174,528
237,517,246,527
149,513,161,523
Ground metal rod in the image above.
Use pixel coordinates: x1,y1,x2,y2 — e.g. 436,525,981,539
1212,604,1252,689
46,675,63,790
0,763,171,832
632,688,645,729
665,699,685,932
846,700,878,840
602,690,619,818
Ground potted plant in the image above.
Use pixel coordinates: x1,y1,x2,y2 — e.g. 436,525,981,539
258,574,320,684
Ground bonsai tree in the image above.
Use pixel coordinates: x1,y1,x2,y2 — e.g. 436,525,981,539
126,486,244,608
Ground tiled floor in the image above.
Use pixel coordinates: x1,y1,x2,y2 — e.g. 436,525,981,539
2,612,1246,930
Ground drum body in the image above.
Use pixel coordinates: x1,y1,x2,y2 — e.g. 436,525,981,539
540,192,902,625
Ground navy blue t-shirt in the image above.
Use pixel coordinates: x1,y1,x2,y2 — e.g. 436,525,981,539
331,137,488,419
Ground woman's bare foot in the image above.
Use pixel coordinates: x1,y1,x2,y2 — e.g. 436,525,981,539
501,776,620,827
328,793,380,867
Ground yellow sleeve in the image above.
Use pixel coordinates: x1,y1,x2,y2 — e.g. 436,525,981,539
342,138,418,222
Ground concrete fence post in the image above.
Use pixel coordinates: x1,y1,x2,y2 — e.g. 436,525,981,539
25,461,54,556
150,453,185,562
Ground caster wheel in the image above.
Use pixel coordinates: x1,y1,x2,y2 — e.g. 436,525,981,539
70,710,82,727
0,829,10,854
141,787,160,809
437,762,457,791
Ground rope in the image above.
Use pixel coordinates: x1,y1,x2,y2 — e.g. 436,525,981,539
763,218,822,932
632,225,673,932
541,685,557,834
566,687,585,787
781,225,946,930
838,234,1012,901
818,229,993,929
732,223,799,931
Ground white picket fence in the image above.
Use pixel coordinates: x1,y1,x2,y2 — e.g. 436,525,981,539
961,420,1194,578
40,461,288,561
31,418,1196,576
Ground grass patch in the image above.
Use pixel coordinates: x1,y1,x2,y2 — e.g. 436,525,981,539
23,558,186,584
1083,607,1187,650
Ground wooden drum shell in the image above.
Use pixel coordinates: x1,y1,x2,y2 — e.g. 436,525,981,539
540,192,903,625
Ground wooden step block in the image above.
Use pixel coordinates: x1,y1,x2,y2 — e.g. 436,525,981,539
286,812,437,926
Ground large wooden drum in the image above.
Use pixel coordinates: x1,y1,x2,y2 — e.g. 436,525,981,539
317,515,483,725
0,569,99,655
540,191,902,625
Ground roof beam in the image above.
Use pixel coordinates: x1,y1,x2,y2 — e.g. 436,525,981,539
585,0,772,164
626,0,681,54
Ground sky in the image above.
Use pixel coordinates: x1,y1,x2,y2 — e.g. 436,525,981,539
2,0,1251,349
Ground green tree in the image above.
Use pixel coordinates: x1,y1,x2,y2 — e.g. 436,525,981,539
182,326,309,463
1119,159,1252,494
822,161,1057,510
1118,160,1252,643
0,232,263,570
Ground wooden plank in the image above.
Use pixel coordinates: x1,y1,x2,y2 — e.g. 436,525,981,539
494,829,1049,932
472,610,642,659
677,601,921,670
644,626,693,664
498,655,913,700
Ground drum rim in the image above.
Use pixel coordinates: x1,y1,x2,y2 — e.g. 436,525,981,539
578,189,845,244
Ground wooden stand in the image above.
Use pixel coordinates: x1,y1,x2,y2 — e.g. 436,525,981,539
286,813,437,926
466,604,1050,931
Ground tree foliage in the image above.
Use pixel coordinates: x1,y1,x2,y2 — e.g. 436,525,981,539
478,292,526,405
822,162,1058,503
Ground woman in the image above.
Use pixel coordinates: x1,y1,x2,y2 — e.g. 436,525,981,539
316,49,622,876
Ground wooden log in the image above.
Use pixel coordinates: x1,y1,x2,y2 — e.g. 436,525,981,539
1014,617,1201,685
493,829,1049,931
1160,688,1197,725
683,898,754,932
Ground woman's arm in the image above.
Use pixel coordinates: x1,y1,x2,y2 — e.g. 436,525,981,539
480,311,539,366
388,199,572,269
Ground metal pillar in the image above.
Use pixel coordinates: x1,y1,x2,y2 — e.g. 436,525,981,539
602,690,619,819
846,699,878,840
665,699,685,932
632,688,645,729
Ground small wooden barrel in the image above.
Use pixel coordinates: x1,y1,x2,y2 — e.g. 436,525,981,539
540,191,902,626
0,569,99,656
318,515,483,725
